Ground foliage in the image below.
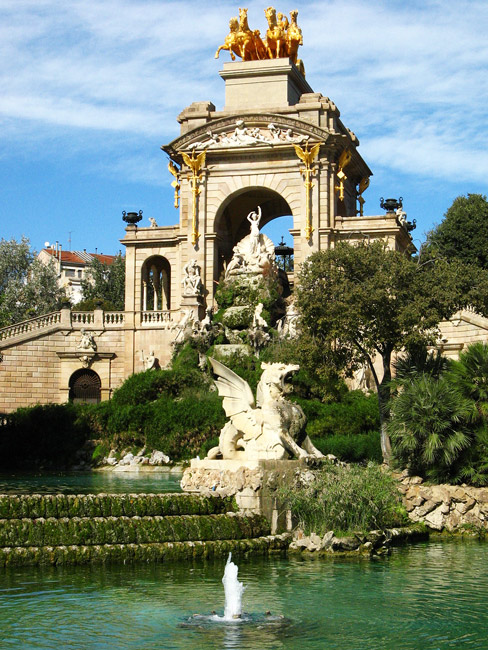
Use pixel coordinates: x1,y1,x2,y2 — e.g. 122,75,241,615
214,269,283,326
295,390,379,439
80,255,125,310
0,237,65,326
296,240,488,463
426,194,488,269
280,462,406,536
0,404,90,469
314,431,382,463
448,342,488,418
387,375,474,481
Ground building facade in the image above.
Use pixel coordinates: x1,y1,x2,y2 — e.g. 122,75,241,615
0,57,469,412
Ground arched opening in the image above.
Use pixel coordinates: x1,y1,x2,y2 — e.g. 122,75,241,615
214,187,294,281
141,255,171,311
69,369,101,404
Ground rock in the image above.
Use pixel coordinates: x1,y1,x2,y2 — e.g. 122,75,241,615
424,505,445,531
310,533,322,548
321,531,334,549
105,457,117,466
119,453,134,466
409,476,424,485
149,450,170,466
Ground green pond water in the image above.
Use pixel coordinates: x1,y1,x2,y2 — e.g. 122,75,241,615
1,541,487,650
0,471,182,494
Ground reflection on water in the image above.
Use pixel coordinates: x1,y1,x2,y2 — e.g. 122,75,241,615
0,471,182,494
1,541,487,649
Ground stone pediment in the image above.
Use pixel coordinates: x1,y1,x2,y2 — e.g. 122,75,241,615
164,113,330,155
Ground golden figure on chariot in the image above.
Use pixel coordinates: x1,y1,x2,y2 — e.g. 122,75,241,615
215,7,303,69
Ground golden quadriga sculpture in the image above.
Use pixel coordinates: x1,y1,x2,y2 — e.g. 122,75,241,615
215,7,303,67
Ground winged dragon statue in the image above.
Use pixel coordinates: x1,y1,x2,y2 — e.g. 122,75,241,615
206,357,324,461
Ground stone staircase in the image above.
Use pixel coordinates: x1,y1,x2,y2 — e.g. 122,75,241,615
0,493,289,566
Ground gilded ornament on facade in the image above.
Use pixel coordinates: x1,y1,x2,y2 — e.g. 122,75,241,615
334,149,352,202
181,149,207,247
294,141,322,240
215,7,303,67
357,176,370,216
168,160,181,209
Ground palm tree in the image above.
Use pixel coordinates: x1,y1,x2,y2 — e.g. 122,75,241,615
387,374,473,480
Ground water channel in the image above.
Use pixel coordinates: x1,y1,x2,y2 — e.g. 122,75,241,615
1,473,487,649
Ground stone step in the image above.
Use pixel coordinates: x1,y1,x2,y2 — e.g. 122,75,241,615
0,534,292,567
0,493,235,519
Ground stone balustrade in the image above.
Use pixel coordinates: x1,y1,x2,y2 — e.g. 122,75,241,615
0,308,127,346
0,312,61,342
140,310,173,326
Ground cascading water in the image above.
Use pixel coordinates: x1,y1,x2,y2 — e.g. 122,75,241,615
222,552,245,620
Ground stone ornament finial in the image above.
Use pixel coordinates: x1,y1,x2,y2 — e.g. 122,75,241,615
215,7,303,67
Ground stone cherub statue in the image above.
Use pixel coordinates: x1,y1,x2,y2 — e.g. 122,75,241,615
206,357,324,461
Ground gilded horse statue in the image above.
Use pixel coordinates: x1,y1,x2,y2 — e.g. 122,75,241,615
216,7,303,65
264,6,288,59
215,17,240,60
286,9,303,64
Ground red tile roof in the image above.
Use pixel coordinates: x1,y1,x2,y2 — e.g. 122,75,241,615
41,250,118,265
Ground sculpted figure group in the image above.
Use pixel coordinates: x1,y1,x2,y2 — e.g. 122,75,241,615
215,7,302,64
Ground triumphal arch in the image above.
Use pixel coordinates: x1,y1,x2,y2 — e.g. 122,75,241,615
0,8,423,410
121,7,414,372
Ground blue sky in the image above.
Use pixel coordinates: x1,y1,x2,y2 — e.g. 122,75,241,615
1,0,487,255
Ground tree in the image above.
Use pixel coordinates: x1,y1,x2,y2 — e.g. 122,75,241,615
296,240,488,464
0,237,65,327
80,255,125,310
426,194,488,269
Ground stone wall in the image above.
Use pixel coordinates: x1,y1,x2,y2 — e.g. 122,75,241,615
0,327,125,412
400,476,488,531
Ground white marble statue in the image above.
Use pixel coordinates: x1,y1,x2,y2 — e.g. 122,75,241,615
206,357,324,461
182,259,203,296
252,303,268,330
171,308,195,343
149,217,158,228
277,302,299,339
77,329,96,352
224,206,276,278
144,350,158,370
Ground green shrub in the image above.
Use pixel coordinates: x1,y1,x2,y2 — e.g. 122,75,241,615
280,461,406,536
295,391,380,438
388,374,473,481
0,403,90,469
314,431,382,463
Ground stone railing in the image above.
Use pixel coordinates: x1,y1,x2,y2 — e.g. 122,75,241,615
71,311,95,325
140,310,173,327
0,312,61,342
0,307,126,345
103,312,125,327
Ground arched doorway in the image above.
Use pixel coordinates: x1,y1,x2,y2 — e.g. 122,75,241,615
141,255,171,311
214,187,294,280
69,369,101,404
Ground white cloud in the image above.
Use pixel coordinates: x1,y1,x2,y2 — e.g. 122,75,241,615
0,0,487,187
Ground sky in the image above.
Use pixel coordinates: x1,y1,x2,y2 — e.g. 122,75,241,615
1,0,487,255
